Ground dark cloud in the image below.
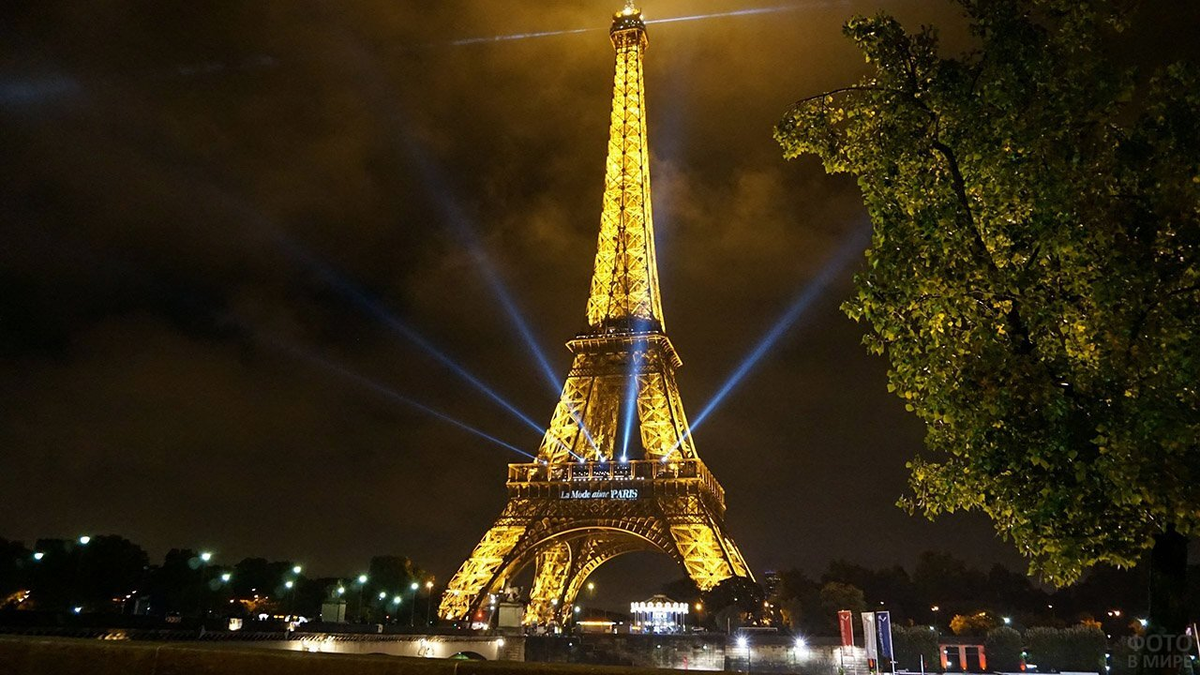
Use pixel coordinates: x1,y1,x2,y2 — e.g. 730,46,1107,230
14,0,1190,607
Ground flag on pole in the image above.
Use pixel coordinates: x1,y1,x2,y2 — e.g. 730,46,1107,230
862,611,878,662
877,610,894,660
839,610,855,647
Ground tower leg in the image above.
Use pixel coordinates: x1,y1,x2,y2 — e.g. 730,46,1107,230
439,524,526,622
667,514,753,591
524,541,572,626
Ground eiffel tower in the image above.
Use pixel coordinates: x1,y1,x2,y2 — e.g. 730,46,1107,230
439,1,753,627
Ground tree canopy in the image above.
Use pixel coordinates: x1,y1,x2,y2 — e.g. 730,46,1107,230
776,0,1199,588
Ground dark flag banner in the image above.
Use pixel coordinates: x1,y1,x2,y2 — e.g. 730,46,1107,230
839,610,855,647
877,610,893,660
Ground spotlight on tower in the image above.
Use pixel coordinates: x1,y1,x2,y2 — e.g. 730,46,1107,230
619,343,644,460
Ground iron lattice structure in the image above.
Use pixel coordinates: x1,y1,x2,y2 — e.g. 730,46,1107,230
439,2,753,627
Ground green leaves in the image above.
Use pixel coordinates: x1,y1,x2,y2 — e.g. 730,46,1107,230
777,0,1200,586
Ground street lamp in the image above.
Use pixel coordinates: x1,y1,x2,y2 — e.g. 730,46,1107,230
33,552,44,561
293,565,302,576
425,580,435,626
793,636,808,669
1003,617,1012,625
737,636,751,674
221,573,232,583
72,536,91,613
355,575,368,623
410,582,419,627
197,552,214,618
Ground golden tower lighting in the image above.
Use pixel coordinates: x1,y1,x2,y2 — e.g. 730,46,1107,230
439,1,753,627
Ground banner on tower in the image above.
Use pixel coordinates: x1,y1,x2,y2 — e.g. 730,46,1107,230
862,611,878,662
877,610,894,660
838,610,855,647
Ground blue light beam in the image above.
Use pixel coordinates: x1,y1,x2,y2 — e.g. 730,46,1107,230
644,5,808,26
266,337,538,461
619,371,641,463
673,225,870,453
620,327,652,462
386,122,562,397
276,236,547,437
449,27,594,46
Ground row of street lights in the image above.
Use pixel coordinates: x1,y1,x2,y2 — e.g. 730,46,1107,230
29,542,442,626
340,574,437,625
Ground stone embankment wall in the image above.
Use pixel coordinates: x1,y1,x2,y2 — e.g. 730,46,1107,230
0,636,681,675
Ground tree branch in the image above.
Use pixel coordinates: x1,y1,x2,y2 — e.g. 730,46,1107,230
784,85,902,112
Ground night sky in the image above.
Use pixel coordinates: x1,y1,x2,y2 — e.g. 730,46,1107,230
3,0,1195,606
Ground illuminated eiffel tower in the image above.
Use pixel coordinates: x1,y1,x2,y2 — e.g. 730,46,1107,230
439,1,753,627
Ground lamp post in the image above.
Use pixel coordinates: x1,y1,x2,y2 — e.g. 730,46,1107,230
288,566,302,618
409,582,419,627
737,636,751,674
285,580,296,617
198,551,213,618
425,581,434,626
356,574,368,623
72,535,90,614
793,636,807,671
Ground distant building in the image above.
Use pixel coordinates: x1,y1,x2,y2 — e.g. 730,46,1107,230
940,638,987,672
762,570,783,601
319,599,345,624
630,595,689,634
576,619,617,634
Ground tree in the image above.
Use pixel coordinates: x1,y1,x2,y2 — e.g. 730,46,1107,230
75,535,148,612
950,611,998,636
819,581,866,636
986,626,1024,672
148,548,202,616
0,538,31,601
776,0,1200,661
824,560,918,621
893,625,941,672
1026,626,1068,672
1061,624,1107,672
913,551,986,617
773,569,821,634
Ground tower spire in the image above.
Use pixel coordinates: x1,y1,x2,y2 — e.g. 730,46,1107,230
586,0,664,331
